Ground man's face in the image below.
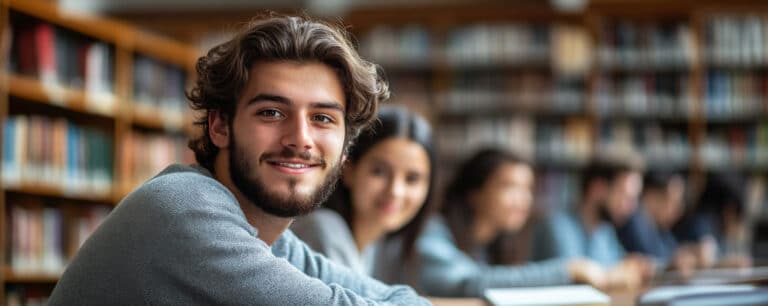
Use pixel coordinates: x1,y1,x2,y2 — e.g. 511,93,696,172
646,177,685,229
226,61,347,217
603,171,643,224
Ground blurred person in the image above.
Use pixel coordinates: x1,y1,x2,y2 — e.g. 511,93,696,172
48,14,429,305
416,148,612,297
292,106,435,285
615,172,697,275
530,151,654,289
674,172,752,269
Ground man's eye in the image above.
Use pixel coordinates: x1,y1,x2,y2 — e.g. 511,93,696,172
258,109,284,118
313,114,334,123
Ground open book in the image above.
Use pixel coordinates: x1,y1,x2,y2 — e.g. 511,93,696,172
484,285,609,306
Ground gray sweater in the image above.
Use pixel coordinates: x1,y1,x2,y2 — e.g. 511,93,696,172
47,164,429,305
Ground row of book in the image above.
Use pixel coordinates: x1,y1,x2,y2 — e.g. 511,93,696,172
598,121,692,169
445,24,550,67
437,118,768,171
360,23,590,75
436,117,593,166
132,55,189,129
706,15,768,66
440,73,584,114
705,70,768,119
2,115,114,197
361,15,768,72
702,124,768,170
9,20,189,121
535,119,593,166
594,74,695,118
120,131,191,191
10,21,116,114
6,203,111,275
358,25,431,68
597,21,695,70
436,117,710,169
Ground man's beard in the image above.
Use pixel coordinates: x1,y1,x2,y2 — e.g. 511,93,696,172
228,136,342,218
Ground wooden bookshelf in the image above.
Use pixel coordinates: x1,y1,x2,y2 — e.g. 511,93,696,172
6,74,114,117
8,0,131,45
5,186,114,204
4,268,59,284
0,0,199,303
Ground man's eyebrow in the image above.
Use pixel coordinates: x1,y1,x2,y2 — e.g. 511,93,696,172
245,95,344,113
311,102,345,113
246,94,291,105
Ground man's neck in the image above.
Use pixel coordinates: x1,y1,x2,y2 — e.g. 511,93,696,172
239,200,293,246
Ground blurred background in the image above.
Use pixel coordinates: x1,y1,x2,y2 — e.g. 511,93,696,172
2,0,768,304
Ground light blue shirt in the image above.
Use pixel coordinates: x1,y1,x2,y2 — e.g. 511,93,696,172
417,216,571,297
530,210,625,266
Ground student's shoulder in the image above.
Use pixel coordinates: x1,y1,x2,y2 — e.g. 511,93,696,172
121,164,238,213
292,209,349,239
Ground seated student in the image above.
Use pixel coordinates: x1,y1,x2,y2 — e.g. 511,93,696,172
47,14,428,305
530,151,653,288
292,106,434,285
417,148,611,297
673,172,752,269
615,172,697,273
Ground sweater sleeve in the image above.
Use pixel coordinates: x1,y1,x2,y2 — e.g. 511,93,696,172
274,230,428,305
417,217,571,298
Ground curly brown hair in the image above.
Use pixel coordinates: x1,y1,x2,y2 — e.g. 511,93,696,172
187,13,389,172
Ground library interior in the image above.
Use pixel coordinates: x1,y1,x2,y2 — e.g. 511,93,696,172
2,0,768,305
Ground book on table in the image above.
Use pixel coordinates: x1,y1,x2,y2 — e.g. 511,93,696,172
484,285,609,306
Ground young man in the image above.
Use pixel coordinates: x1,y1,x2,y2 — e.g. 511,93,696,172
48,15,429,305
530,151,653,290
616,172,687,263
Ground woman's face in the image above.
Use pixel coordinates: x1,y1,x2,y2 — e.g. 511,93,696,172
471,162,534,232
344,137,431,233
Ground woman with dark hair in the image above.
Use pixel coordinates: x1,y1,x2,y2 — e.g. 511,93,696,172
417,148,608,297
292,106,435,284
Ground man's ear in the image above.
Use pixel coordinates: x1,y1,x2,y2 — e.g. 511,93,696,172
209,111,230,149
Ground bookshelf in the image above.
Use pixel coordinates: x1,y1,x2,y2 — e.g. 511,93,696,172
344,1,768,219
347,5,593,214
0,0,199,303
